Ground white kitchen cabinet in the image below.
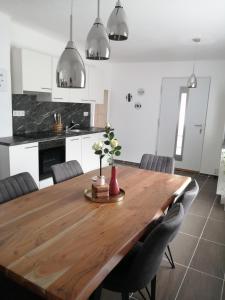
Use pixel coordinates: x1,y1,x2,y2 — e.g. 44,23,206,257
81,134,99,173
88,65,104,104
216,147,225,210
66,136,82,166
52,57,70,102
0,143,39,186
11,48,52,94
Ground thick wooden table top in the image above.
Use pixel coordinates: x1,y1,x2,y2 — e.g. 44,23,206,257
0,166,190,300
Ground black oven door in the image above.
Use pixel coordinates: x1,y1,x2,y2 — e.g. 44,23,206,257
39,139,65,180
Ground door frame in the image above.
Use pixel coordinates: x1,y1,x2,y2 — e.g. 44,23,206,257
156,76,211,172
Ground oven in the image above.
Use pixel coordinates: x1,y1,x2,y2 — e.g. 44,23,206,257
39,138,65,180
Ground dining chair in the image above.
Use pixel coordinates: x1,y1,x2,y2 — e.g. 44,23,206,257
0,172,38,204
164,179,199,269
139,154,175,174
51,160,84,184
96,203,184,300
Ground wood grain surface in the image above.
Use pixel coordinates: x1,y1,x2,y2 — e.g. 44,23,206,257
0,166,191,300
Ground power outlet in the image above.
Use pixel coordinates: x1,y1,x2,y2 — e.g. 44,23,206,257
13,110,25,117
83,112,89,117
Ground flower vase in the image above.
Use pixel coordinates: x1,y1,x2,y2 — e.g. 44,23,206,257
109,166,120,196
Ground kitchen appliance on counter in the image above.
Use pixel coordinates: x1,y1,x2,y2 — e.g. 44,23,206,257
39,138,65,180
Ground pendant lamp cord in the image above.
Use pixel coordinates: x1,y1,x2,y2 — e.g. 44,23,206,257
97,0,100,18
70,0,74,41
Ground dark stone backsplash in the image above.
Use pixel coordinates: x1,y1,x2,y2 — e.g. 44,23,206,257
12,95,91,134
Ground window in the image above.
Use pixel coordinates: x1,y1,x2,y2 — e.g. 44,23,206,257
175,87,188,161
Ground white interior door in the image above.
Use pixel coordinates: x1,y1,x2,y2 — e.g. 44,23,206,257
157,77,210,171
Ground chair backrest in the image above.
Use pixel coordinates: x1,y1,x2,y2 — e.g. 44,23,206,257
0,172,38,204
139,154,175,174
126,203,184,291
175,179,199,215
51,160,83,184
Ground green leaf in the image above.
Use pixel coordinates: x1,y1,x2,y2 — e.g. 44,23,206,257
104,140,110,145
95,150,102,155
115,145,121,150
115,151,121,156
109,132,114,140
104,148,109,153
103,133,108,138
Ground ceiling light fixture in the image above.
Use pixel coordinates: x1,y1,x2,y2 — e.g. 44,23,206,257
86,0,110,60
107,0,129,41
56,0,86,88
187,38,201,89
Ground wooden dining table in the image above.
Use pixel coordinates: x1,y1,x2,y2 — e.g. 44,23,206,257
0,166,191,300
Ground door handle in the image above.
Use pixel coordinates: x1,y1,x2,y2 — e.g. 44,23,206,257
194,124,202,127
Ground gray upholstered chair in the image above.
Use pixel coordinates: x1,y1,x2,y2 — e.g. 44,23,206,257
51,160,83,184
165,179,199,269
139,154,175,174
90,203,184,300
0,172,38,204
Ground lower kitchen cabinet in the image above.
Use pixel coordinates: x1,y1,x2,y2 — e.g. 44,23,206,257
0,143,39,186
66,136,82,166
66,133,107,174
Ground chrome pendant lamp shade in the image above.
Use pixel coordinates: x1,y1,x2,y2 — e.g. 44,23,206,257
107,0,129,41
187,72,197,88
187,38,200,89
86,0,110,60
57,0,86,88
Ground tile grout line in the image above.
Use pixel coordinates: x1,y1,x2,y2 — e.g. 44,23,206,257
178,231,225,247
174,191,217,300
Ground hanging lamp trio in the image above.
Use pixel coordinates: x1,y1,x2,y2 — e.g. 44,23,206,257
57,0,128,89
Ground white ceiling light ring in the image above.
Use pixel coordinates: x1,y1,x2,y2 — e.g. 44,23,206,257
56,0,86,89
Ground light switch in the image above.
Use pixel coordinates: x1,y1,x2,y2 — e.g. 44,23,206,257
0,68,7,92
83,112,89,117
13,110,25,117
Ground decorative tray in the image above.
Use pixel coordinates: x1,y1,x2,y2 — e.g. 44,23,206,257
84,188,125,203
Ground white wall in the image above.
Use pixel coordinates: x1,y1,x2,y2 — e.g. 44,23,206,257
109,61,225,175
0,12,12,137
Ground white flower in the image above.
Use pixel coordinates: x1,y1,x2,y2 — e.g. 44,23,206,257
106,122,111,128
110,139,119,148
92,140,103,151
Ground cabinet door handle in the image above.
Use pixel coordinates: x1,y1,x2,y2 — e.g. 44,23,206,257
82,100,96,103
53,97,63,100
41,87,52,91
25,146,38,149
70,138,79,141
83,136,91,139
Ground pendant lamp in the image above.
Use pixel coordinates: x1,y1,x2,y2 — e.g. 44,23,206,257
187,38,200,89
107,0,129,41
86,0,110,60
57,0,86,88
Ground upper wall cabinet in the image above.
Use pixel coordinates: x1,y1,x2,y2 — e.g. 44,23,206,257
11,48,52,94
88,65,104,104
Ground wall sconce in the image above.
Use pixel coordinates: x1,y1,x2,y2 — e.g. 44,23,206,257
126,93,133,102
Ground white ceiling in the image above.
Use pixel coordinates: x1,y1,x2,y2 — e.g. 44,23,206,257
0,0,225,62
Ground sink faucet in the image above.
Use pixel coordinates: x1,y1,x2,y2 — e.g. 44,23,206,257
69,123,80,130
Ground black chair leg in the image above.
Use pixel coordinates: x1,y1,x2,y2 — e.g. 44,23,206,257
121,292,129,300
151,276,156,300
138,289,146,299
165,245,175,269
145,286,151,299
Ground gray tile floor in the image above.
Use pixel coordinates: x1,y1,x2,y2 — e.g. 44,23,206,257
101,169,225,300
